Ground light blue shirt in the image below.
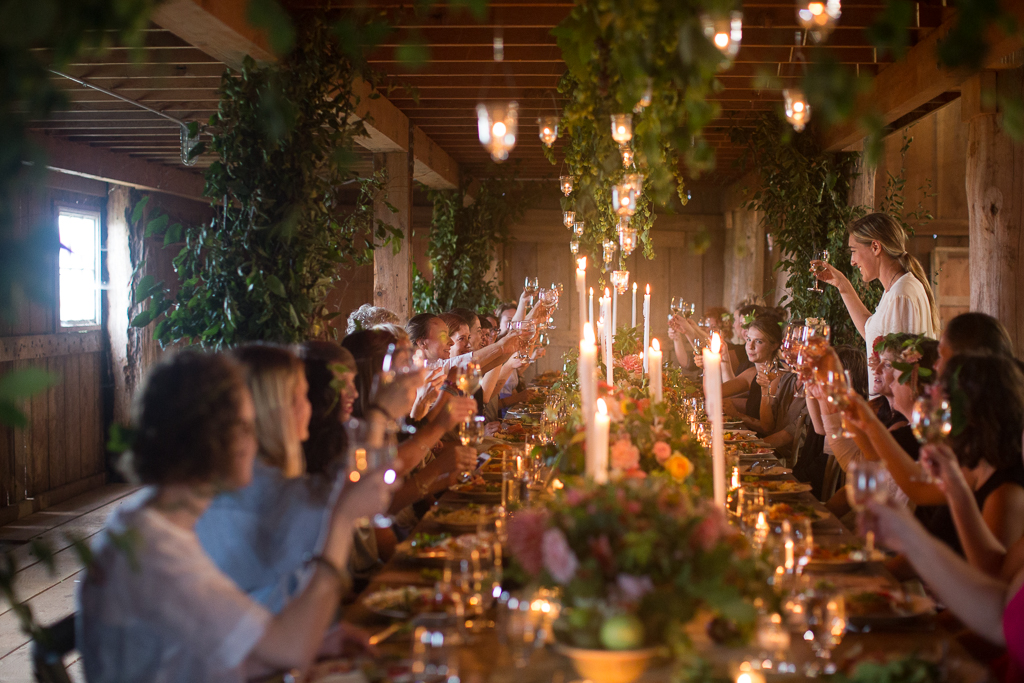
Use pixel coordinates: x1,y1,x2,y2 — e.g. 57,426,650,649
195,462,333,613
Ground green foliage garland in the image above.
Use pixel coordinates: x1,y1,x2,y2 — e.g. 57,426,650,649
733,115,876,347
134,18,401,347
413,167,525,314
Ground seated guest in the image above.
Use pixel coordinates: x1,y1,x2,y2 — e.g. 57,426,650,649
407,312,519,374
79,350,391,683
450,307,486,350
347,304,400,334
846,353,1024,557
496,304,517,333
439,312,473,360
937,311,1017,375
695,308,786,426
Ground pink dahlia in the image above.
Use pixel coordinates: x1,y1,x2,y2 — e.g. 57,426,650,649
542,528,579,584
652,441,672,465
506,508,549,576
610,437,641,471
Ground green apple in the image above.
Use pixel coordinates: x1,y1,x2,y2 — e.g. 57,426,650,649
599,614,644,650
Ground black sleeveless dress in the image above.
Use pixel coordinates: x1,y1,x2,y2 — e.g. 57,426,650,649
915,462,1024,556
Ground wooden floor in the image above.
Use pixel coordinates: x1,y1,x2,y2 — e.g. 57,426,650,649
0,484,138,683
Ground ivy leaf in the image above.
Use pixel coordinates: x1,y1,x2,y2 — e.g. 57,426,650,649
144,214,169,238
130,309,155,328
265,274,287,298
129,195,149,224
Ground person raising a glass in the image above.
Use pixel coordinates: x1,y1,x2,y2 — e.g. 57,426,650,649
811,213,939,394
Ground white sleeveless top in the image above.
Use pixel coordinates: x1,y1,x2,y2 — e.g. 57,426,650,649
863,273,937,394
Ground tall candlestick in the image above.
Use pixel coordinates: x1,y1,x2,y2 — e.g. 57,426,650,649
703,332,726,507
603,289,613,386
580,324,598,480
642,285,651,372
593,398,610,483
576,257,587,336
612,287,618,340
589,287,594,325
596,316,604,361
649,338,663,403
631,282,637,328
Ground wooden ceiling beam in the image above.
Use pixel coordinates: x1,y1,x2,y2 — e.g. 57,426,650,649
151,0,459,189
30,133,206,200
822,9,1024,151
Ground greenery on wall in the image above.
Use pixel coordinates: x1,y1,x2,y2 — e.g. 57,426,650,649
733,115,875,348
413,167,525,313
133,19,402,347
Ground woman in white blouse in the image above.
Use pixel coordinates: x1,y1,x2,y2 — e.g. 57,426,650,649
813,212,939,393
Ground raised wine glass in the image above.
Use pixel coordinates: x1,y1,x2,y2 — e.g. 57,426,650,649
524,277,539,306
909,394,952,483
539,288,558,328
457,415,487,483
808,249,831,293
846,459,889,556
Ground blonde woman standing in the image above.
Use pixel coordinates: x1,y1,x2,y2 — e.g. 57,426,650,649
813,212,939,393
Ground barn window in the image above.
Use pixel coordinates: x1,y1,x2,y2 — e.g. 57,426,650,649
58,208,102,327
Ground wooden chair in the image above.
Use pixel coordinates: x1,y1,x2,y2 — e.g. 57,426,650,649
31,613,75,683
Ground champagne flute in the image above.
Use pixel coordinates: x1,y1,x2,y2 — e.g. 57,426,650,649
764,357,782,399
808,249,831,293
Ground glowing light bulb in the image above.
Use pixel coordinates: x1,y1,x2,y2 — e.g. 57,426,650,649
714,32,729,48
610,114,633,144
493,121,506,137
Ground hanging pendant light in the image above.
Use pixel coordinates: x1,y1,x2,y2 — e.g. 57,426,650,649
612,179,637,217
783,88,811,132
570,237,580,255
610,114,633,145
611,270,630,295
621,145,634,168
701,10,743,60
573,220,585,237
538,115,559,147
634,79,653,113
618,218,637,256
477,101,519,162
560,175,574,196
563,210,575,229
603,239,617,268
625,172,644,196
797,0,841,42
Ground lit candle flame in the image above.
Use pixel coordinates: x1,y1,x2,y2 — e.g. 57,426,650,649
577,256,587,270
711,331,721,354
589,287,594,295
645,284,650,294
597,397,608,415
652,338,660,352
604,287,610,297
632,282,637,291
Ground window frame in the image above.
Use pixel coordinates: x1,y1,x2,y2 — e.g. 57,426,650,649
56,205,103,330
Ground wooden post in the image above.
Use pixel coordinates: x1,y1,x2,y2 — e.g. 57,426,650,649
373,127,414,320
965,69,1024,353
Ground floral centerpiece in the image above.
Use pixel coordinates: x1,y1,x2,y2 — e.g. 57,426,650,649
506,477,767,656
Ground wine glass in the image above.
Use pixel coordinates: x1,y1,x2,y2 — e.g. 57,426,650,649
804,590,846,675
763,357,782,399
379,343,428,434
344,417,399,528
456,415,486,483
808,249,831,293
524,276,539,306
411,612,462,683
846,459,889,556
455,362,482,397
910,395,952,483
539,288,558,328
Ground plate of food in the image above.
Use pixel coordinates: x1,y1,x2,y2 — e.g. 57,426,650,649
765,501,830,524
727,442,776,456
741,480,812,495
449,476,503,501
532,371,561,387
724,430,760,442
844,589,936,627
395,532,495,565
740,463,792,477
424,504,499,531
804,543,875,570
361,586,436,619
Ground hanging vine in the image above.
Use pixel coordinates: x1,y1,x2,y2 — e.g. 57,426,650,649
133,17,401,347
413,166,525,313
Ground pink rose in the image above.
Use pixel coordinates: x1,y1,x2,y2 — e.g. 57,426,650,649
506,508,549,576
610,437,640,471
652,441,672,465
616,573,654,602
542,528,579,584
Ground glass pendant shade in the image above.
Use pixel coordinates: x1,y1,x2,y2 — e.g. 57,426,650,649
603,239,617,266
797,0,841,42
625,172,643,196
610,114,633,144
618,220,637,256
783,89,811,132
563,210,575,229
611,270,630,295
701,11,743,59
634,79,653,113
570,238,579,255
573,221,585,237
477,101,519,162
560,175,574,196
612,181,637,217
621,145,634,168
538,115,559,147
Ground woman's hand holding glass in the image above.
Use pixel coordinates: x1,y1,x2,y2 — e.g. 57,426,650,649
919,442,964,493
437,396,478,433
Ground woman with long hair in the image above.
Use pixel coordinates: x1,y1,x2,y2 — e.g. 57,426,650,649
812,212,939,392
79,350,390,682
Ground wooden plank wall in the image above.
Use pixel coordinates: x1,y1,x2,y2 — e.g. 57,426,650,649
502,201,727,377
0,176,109,522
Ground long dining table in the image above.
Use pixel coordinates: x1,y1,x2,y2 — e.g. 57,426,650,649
311,381,992,683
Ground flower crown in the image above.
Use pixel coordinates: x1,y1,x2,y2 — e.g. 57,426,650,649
872,333,933,385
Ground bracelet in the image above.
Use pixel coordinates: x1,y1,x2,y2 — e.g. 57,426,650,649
308,555,344,585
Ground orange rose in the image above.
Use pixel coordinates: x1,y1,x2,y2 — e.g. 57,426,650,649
665,453,694,481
